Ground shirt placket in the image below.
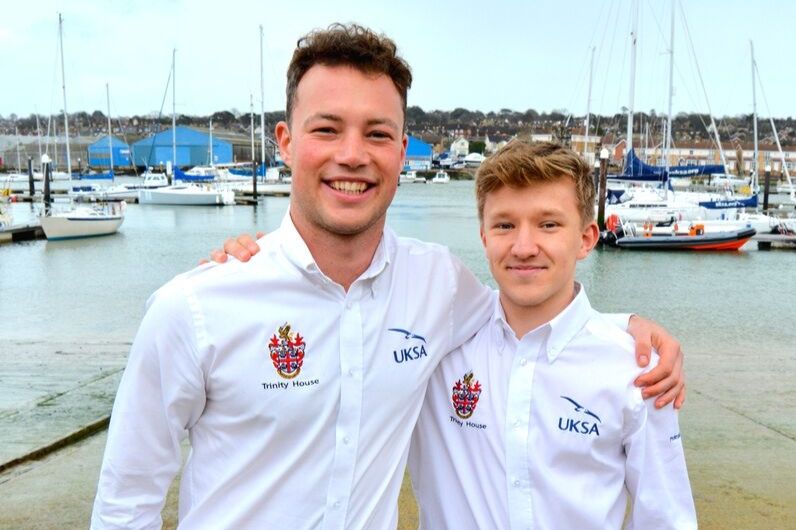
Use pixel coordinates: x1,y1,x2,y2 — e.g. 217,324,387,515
505,333,542,530
321,288,365,529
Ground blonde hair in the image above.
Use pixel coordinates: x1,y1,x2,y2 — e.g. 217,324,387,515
475,140,595,224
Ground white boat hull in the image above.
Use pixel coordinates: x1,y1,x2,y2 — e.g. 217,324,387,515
138,185,235,205
41,208,124,240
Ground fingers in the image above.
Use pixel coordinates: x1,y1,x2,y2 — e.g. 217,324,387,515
627,315,652,367
238,234,261,256
198,258,209,265
634,336,652,367
209,249,228,264
256,231,265,239
673,383,687,410
653,379,684,409
222,236,252,262
636,348,683,407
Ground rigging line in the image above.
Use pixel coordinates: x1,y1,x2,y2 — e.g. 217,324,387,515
592,0,615,115
564,45,591,122
595,0,620,116
678,0,725,160
644,0,670,115
609,2,632,116
144,60,174,169
755,59,793,191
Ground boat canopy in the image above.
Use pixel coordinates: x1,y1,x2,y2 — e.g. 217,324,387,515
622,149,726,181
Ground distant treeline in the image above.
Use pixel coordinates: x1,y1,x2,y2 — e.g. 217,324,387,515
3,106,795,146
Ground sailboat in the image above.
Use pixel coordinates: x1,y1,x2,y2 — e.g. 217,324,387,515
138,50,235,206
604,1,757,225
40,14,124,241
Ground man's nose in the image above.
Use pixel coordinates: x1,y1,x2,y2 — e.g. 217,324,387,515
334,132,369,168
511,226,540,258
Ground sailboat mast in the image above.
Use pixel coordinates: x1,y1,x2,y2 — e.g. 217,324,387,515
35,114,43,165
584,46,595,158
750,41,759,191
209,119,214,166
626,0,639,158
15,125,21,174
250,93,255,164
58,13,72,179
106,83,114,176
664,0,675,173
259,25,266,169
172,48,177,173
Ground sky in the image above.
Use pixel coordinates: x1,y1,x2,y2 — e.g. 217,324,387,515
1,0,794,120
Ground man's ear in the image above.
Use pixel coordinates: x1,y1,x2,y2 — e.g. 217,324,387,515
275,121,292,167
480,224,487,249
578,221,600,259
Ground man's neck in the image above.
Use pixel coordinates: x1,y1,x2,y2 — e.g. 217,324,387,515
290,212,384,292
500,285,577,339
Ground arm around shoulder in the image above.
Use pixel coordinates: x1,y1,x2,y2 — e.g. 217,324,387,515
448,253,495,351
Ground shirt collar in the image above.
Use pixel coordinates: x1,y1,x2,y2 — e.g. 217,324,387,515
544,282,595,363
489,282,594,362
274,210,394,296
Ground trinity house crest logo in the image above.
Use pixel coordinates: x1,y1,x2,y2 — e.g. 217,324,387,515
268,323,306,379
451,371,482,419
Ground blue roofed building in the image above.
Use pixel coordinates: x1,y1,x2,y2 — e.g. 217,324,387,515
88,136,132,168
405,135,432,171
131,126,233,168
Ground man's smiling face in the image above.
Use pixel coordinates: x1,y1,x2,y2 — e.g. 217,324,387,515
276,64,407,240
480,178,598,329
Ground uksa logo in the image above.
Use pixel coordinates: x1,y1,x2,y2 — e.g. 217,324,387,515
388,327,428,364
558,396,601,437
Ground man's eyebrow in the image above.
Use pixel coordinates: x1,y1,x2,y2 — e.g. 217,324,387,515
487,207,567,219
302,113,400,132
365,118,401,132
303,113,342,127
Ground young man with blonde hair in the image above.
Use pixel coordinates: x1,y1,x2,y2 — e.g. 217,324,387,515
408,141,697,529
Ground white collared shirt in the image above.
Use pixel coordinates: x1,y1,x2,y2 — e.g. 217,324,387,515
91,213,494,530
408,285,697,530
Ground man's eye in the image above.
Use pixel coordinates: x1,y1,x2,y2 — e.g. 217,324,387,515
369,130,392,139
541,222,559,229
313,127,335,134
495,223,513,230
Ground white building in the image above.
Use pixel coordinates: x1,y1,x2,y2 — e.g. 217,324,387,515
450,137,469,158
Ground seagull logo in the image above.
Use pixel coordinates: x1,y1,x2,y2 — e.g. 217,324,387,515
560,396,602,423
388,328,426,343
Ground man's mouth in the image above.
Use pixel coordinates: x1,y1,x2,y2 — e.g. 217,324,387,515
328,180,370,195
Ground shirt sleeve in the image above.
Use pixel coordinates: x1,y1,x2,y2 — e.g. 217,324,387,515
447,252,495,352
623,387,697,530
91,278,207,530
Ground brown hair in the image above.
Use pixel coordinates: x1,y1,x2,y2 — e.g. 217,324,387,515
285,23,412,126
475,140,595,224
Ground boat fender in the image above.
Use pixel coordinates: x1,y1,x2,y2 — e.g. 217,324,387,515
606,214,621,233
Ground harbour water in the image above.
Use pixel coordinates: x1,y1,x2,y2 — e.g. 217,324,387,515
1,181,795,527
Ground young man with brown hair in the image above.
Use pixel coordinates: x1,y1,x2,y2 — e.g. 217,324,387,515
408,141,697,529
93,24,684,529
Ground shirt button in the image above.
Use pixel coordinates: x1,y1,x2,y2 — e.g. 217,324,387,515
348,368,354,377
513,479,520,487
519,358,527,366
333,500,341,508
343,436,350,444
345,301,353,309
